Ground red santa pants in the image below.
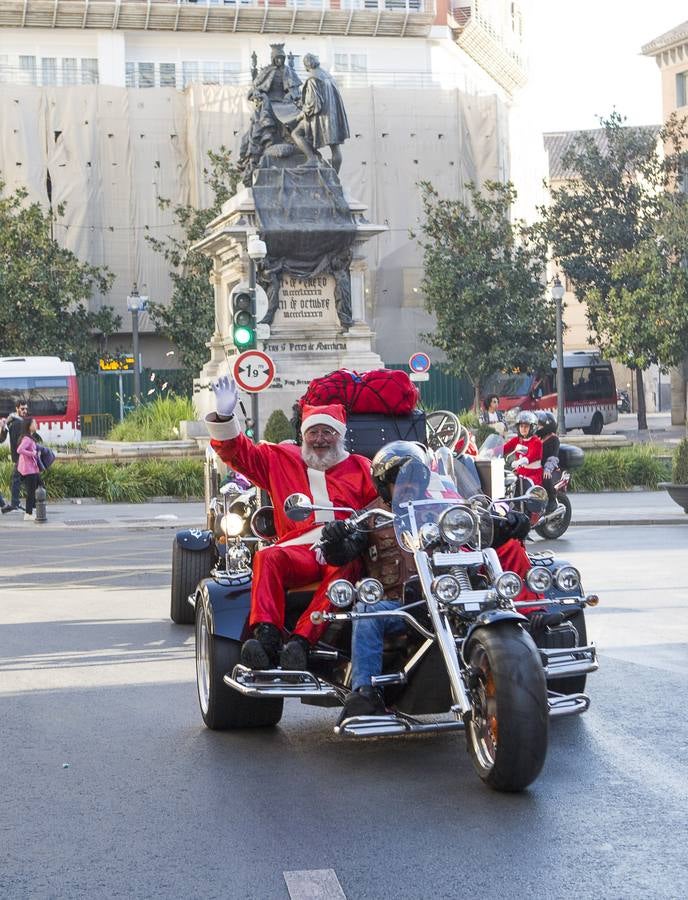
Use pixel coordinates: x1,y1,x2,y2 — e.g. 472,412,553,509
249,543,362,644
496,538,543,609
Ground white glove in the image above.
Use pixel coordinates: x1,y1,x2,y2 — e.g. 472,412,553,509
212,375,239,418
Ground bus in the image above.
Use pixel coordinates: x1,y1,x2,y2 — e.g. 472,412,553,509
0,357,81,444
483,351,618,434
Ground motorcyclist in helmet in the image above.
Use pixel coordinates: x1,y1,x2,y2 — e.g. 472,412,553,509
502,410,543,485
319,441,534,725
536,412,560,514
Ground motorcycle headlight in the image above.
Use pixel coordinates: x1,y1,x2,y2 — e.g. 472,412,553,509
326,579,356,609
438,506,477,546
356,578,385,605
220,513,244,537
495,571,523,600
432,574,461,602
526,566,553,593
419,522,440,549
554,565,580,592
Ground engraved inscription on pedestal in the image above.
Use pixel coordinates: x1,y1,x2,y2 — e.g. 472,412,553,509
272,274,339,329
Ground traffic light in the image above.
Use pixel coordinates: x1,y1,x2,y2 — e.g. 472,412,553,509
231,288,256,350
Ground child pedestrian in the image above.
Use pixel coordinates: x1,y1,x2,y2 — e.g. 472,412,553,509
16,418,41,521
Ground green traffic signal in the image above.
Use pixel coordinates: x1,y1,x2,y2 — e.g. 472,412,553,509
231,289,256,350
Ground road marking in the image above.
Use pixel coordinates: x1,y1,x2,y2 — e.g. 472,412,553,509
284,869,347,900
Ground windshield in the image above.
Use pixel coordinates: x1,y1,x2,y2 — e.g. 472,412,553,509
392,459,493,550
482,371,535,398
477,434,505,459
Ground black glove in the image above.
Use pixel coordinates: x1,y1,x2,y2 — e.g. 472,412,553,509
321,520,351,544
490,510,531,548
321,528,368,567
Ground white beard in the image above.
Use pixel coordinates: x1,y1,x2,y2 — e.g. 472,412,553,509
301,437,348,471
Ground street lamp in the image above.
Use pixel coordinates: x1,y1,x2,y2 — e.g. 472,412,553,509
245,234,267,441
551,275,566,436
126,283,148,405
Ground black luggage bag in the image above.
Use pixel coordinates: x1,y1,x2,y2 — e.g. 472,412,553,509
345,410,427,459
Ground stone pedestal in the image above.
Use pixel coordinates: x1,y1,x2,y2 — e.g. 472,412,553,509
192,177,386,431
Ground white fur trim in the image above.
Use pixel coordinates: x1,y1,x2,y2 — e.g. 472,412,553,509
205,413,241,441
307,467,336,522
301,413,346,437
279,525,324,547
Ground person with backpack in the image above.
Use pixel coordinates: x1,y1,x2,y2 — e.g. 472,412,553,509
536,412,561,514
0,399,29,511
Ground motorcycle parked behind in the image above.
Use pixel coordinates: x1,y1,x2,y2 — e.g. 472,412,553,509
476,434,583,540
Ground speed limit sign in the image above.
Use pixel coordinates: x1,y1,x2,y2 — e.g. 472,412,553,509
232,350,276,393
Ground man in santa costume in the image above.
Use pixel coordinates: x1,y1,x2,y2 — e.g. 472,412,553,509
206,375,377,671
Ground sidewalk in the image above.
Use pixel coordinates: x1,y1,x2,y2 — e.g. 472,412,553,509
0,492,684,530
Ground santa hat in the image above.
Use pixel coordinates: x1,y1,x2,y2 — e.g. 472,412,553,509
300,403,347,437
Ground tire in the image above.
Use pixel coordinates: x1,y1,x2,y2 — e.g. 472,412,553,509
195,600,283,730
533,492,572,540
542,608,588,695
582,411,604,435
465,622,548,792
170,539,214,624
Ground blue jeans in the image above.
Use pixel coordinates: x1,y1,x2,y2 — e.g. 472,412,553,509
351,599,406,691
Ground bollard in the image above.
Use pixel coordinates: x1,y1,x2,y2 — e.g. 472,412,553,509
35,485,47,523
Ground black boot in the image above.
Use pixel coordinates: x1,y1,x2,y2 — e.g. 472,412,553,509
337,686,386,726
280,635,310,671
240,623,282,670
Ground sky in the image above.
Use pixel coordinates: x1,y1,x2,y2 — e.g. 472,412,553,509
523,0,688,133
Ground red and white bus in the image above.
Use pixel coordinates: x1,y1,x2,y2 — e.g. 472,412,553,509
483,351,618,435
0,357,81,444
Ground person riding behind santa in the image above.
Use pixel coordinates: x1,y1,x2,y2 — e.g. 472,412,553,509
502,410,543,485
206,376,377,671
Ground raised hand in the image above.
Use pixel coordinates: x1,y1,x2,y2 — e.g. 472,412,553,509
211,375,239,418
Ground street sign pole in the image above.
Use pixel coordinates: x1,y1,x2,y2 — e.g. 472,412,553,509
118,373,124,422
248,258,259,441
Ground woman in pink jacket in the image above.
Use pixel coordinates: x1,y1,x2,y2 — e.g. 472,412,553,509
16,418,40,520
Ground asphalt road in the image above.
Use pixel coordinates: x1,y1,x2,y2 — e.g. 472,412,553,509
1,524,687,899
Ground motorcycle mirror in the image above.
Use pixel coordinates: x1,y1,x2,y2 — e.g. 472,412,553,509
284,493,315,521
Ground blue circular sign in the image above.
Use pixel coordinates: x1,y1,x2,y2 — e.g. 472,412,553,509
409,352,431,374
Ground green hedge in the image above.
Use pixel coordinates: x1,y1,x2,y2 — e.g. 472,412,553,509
570,446,671,492
0,458,203,502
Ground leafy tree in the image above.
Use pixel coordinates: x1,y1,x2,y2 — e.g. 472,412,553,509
541,111,688,429
0,179,119,371
415,180,554,409
263,408,295,443
146,148,241,384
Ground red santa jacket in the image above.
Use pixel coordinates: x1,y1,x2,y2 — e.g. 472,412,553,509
503,434,543,485
206,413,377,546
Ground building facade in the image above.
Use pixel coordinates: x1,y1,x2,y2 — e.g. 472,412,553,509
643,19,688,424
0,0,536,372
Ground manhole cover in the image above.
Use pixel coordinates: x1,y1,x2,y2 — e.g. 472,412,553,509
62,519,110,526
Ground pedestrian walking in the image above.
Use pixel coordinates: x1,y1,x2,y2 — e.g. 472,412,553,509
0,399,29,511
16,417,41,521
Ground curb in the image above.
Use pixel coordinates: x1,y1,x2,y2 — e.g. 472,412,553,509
571,518,688,527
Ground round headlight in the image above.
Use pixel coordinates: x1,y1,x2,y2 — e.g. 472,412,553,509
220,513,244,537
439,506,477,545
495,571,523,600
432,574,461,603
419,522,440,549
356,578,385,605
554,565,580,592
326,579,356,608
526,566,553,593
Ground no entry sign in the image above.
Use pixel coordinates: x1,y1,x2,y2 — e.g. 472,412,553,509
232,350,276,393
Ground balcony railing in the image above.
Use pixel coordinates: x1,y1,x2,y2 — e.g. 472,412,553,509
0,0,435,36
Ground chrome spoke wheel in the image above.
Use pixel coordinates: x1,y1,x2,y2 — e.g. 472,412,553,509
196,603,211,715
468,647,498,771
426,410,461,450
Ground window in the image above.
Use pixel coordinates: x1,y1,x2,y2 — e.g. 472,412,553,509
138,62,155,88
677,71,688,108
19,56,37,86
62,58,77,85
125,62,135,88
182,61,199,87
160,63,177,88
81,58,99,85
41,58,57,86
334,52,368,73
202,61,220,84
0,55,9,84
0,377,68,416
222,62,240,83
